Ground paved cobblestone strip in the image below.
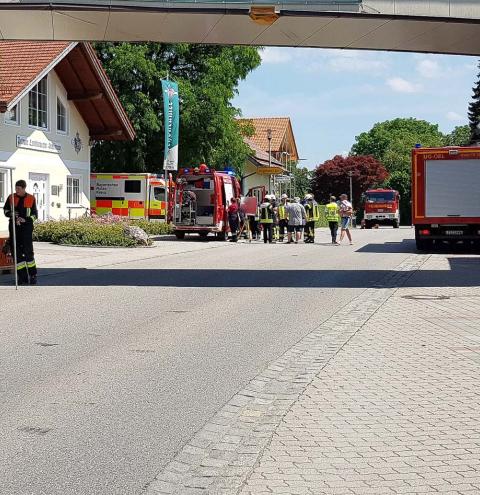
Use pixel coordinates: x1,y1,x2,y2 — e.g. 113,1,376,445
241,254,480,495
144,255,428,495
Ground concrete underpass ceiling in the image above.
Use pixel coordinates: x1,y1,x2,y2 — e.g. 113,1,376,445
1,4,480,55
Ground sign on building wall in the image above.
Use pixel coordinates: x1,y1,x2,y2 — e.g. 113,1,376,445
16,135,61,154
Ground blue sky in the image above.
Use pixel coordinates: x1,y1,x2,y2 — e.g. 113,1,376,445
233,47,479,170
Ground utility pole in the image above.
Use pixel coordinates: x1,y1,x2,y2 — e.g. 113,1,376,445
267,128,272,194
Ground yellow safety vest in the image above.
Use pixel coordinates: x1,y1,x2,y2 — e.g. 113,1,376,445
325,202,339,222
259,204,273,224
278,204,287,220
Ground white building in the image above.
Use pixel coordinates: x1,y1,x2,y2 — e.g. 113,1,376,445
0,41,134,233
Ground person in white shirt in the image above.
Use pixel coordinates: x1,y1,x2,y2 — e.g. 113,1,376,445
339,193,353,245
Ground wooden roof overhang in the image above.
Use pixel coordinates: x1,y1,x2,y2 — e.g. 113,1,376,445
55,43,135,141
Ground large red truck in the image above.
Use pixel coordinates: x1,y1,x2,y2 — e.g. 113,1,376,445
412,146,480,250
363,188,400,228
173,165,242,240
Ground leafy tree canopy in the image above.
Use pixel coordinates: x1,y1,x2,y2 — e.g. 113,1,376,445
91,42,261,175
311,154,388,207
350,118,445,173
443,124,471,146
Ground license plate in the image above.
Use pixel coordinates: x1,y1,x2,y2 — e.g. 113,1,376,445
445,230,463,235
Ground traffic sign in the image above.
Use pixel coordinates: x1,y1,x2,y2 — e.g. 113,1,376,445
257,166,284,175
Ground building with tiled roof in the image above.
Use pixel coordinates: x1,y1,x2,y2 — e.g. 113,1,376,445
238,117,299,163
0,41,134,232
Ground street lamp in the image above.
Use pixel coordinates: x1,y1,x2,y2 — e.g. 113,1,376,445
267,128,272,193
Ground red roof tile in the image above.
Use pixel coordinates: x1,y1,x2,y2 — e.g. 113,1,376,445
0,41,134,141
0,41,71,105
237,117,299,160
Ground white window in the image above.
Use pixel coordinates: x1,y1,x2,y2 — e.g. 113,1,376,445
67,176,81,205
57,97,67,133
5,103,20,125
0,170,6,204
29,76,48,129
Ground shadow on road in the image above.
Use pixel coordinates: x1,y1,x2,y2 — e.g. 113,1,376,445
356,239,415,253
22,258,480,288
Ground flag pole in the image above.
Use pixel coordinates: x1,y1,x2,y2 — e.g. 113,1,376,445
4,164,18,289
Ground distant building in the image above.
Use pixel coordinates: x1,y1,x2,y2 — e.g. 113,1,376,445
0,41,134,232
238,117,299,196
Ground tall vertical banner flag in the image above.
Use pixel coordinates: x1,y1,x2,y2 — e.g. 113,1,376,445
162,80,179,171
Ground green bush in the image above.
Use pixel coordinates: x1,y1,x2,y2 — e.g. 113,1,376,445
34,219,138,247
129,219,173,235
315,205,329,228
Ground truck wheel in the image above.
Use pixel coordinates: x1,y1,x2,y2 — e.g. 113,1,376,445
416,238,432,251
199,232,208,239
217,231,227,241
175,231,185,240
365,221,372,229
392,220,399,229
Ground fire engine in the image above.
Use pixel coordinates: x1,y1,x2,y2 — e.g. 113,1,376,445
173,164,241,239
90,173,170,220
412,146,480,250
363,188,400,229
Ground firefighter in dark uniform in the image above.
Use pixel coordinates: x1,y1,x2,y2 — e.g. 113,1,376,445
304,193,320,243
3,180,38,285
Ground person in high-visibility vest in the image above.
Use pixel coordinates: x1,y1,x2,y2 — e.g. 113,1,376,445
3,179,38,284
325,195,340,245
259,194,274,244
277,194,289,242
303,194,320,243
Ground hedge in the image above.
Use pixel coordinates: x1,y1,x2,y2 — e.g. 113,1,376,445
33,216,172,247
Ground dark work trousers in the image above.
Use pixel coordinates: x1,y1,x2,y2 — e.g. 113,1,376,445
278,219,288,241
249,217,259,239
9,221,36,283
329,221,339,243
304,221,315,243
262,223,273,243
228,215,239,242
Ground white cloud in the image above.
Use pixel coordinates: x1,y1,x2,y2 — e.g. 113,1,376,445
446,111,464,122
260,47,293,64
416,59,441,78
386,77,422,93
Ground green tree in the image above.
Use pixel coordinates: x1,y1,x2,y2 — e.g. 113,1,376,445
91,43,261,174
351,118,445,172
468,62,480,144
291,165,312,197
350,118,445,223
444,125,471,146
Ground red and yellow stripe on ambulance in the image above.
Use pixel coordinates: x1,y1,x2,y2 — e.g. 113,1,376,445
90,173,166,219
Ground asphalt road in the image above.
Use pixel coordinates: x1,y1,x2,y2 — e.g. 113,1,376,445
0,227,416,495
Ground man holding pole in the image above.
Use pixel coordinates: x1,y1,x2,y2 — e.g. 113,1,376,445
3,180,38,285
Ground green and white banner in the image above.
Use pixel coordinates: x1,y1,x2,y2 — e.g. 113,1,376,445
161,79,179,171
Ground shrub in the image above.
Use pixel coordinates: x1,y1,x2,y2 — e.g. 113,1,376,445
34,218,141,247
129,219,173,235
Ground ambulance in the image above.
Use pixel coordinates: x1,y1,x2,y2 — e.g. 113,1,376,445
90,173,170,220
173,164,242,239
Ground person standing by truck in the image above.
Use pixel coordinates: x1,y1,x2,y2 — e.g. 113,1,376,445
277,194,289,243
3,180,38,285
339,193,353,245
259,195,274,244
325,196,340,245
227,198,239,242
286,197,306,244
304,194,319,243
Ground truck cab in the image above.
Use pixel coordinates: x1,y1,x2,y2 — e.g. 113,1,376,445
173,165,241,240
363,188,400,229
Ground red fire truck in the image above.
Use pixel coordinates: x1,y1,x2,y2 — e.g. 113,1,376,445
173,164,242,240
412,146,480,250
363,188,400,229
